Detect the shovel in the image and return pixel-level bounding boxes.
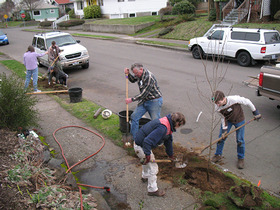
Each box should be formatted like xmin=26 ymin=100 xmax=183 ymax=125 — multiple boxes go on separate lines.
xmin=122 ymin=74 xmax=133 ymax=148
xmin=140 ymin=154 xmax=188 ymax=168
xmin=197 ymin=117 xmax=255 ymax=155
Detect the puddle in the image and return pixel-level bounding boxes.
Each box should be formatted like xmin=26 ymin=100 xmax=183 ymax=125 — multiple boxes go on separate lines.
xmin=180 ymin=128 xmax=193 ymax=134
xmin=76 ymin=161 xmax=129 ymax=210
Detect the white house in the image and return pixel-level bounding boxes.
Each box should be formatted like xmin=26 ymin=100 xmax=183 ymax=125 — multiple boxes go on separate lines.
xmin=71 ymin=0 xmax=168 ymax=19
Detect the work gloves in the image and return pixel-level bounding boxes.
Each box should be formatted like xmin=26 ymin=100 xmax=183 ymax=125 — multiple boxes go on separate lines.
xmin=142 ymin=155 xmax=151 ymax=165
xmin=253 ymin=109 xmax=261 ymax=121
xmin=221 ymin=129 xmax=228 ymax=140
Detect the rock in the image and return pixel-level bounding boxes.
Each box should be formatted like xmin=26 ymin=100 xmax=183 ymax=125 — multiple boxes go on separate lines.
xmin=48 ymin=158 xmax=65 ymax=169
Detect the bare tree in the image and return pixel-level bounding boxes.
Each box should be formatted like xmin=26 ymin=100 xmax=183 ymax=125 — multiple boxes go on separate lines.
xmin=20 ymin=0 xmax=40 ymax=20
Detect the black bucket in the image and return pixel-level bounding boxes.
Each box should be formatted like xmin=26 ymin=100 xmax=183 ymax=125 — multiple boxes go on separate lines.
xmin=68 ymin=87 xmax=83 ymax=103
xmin=139 ymin=118 xmax=151 ymax=129
xmin=118 ymin=110 xmax=133 ymax=133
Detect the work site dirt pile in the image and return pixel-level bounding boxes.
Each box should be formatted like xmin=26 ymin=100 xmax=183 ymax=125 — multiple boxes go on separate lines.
xmin=152 ymin=144 xmax=278 ymax=210
xmin=0 ymin=129 xmax=98 ymax=210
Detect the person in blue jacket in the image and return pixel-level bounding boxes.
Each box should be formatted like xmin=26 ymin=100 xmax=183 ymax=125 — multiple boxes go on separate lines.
xmin=134 ymin=112 xmax=186 ymax=197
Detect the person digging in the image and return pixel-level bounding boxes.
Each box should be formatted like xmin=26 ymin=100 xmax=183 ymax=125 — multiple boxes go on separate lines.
xmin=134 ymin=112 xmax=186 ymax=196
xmin=211 ymin=90 xmax=261 ymax=169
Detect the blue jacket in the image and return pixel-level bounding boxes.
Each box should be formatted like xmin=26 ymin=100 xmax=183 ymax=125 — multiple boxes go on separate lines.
xmin=134 ymin=114 xmax=176 ymax=157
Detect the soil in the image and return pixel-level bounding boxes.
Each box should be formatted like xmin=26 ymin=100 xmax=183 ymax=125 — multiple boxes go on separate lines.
xmin=0 ymin=77 xmax=275 ymax=210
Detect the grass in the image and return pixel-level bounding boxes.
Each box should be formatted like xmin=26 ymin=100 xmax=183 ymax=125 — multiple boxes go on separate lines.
xmin=137 ymin=40 xmax=188 ymax=48
xmin=71 ymin=33 xmax=118 ymax=40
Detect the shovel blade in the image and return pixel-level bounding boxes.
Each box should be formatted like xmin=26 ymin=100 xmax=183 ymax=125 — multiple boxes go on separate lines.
xmin=174 ymin=154 xmax=188 ymax=168
xmin=122 ymin=133 xmax=133 ymax=148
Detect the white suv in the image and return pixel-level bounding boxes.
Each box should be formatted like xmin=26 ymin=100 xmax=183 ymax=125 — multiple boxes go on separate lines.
xmin=32 ymin=32 xmax=90 ymax=70
xmin=188 ymin=27 xmax=280 ymax=67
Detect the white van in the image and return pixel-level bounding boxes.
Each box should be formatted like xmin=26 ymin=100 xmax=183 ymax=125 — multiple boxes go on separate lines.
xmin=188 ymin=27 xmax=280 ymax=67
xmin=32 ymin=32 xmax=90 ymax=70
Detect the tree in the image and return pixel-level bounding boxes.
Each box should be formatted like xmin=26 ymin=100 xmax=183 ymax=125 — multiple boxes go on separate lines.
xmin=1 ymin=0 xmax=15 ymax=17
xmin=20 ymin=0 xmax=41 ymax=20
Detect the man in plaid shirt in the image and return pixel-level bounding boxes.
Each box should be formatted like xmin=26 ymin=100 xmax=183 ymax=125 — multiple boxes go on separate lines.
xmin=124 ymin=63 xmax=163 ymax=140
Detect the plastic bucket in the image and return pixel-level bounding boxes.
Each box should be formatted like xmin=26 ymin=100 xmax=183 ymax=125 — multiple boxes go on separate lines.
xmin=68 ymin=87 xmax=83 ymax=103
xmin=139 ymin=118 xmax=151 ymax=129
xmin=118 ymin=110 xmax=133 ymax=133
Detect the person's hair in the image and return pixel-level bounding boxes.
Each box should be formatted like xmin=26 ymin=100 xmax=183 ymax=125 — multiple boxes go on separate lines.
xmin=27 ymin=45 xmax=35 ymax=52
xmin=171 ymin=112 xmax=186 ymax=127
xmin=52 ymin=41 xmax=56 ymax=46
xmin=130 ymin=63 xmax=143 ymax=71
xmin=212 ymin=90 xmax=225 ymax=103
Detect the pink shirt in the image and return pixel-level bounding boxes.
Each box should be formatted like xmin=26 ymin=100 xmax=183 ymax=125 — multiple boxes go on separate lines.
xmin=23 ymin=51 xmax=45 ymax=70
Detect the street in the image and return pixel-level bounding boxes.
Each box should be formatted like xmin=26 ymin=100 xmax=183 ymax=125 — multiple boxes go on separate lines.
xmin=1 ymin=26 xmax=279 ymax=196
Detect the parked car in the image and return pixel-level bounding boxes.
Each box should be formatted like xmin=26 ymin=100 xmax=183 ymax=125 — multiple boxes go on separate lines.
xmin=188 ymin=27 xmax=280 ymax=67
xmin=0 ymin=30 xmax=9 ymax=45
xmin=32 ymin=31 xmax=89 ymax=70
xmin=257 ymin=65 xmax=280 ymax=101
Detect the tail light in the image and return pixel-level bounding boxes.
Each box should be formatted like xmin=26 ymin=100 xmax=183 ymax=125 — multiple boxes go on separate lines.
xmin=260 ymin=47 xmax=266 ymax=53
xmin=259 ymin=72 xmax=263 ymax=87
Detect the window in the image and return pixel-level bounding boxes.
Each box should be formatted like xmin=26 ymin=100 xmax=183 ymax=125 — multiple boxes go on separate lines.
xmin=50 ymin=9 xmax=55 ymax=13
xmin=129 ymin=13 xmax=136 ymax=17
xmin=37 ymin=38 xmax=45 ymax=50
xmin=264 ymin=32 xmax=280 ymax=44
xmin=32 ymin=37 xmax=37 ymax=47
xmin=98 ymin=0 xmax=103 ymax=6
xmin=33 ymin=10 xmax=41 ymax=16
xmin=152 ymin=12 xmax=157 ymax=16
xmin=77 ymin=2 xmax=83 ymax=10
xmin=211 ymin=30 xmax=224 ymax=40
xmin=118 ymin=0 xmax=124 ymax=2
xmin=231 ymin=32 xmax=260 ymax=41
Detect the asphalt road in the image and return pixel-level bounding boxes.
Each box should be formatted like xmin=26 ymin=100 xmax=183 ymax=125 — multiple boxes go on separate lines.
xmin=1 ymin=26 xmax=279 ymax=196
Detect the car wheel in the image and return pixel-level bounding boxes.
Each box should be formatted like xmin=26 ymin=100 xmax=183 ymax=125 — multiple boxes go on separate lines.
xmin=237 ymin=51 xmax=251 ymax=67
xmin=6 ymin=41 xmax=9 ymax=45
xmin=192 ymin=46 xmax=204 ymax=59
xmin=82 ymin=63 xmax=89 ymax=69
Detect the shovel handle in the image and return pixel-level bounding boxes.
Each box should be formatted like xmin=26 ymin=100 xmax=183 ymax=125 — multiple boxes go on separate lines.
xmin=199 ymin=117 xmax=255 ymax=155
xmin=125 ymin=74 xmax=129 ymax=123
xmin=50 ymin=55 xmax=60 ymax=67
xmin=151 ymin=159 xmax=172 ymax=163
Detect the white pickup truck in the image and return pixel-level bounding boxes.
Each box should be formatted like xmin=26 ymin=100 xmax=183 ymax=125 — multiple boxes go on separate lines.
xmin=188 ymin=27 xmax=280 ymax=67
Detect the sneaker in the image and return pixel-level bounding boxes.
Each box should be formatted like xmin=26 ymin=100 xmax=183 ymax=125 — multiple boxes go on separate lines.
xmin=34 ymin=90 xmax=41 ymax=93
xmin=141 ymin=178 xmax=148 ymax=183
xmin=211 ymin=155 xmax=222 ymax=163
xmin=148 ymin=190 xmax=165 ymax=197
xmin=237 ymin=158 xmax=244 ymax=169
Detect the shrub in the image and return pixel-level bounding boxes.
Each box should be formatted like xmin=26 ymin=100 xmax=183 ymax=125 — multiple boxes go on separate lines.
xmin=208 ymin=9 xmax=216 ymax=21
xmin=274 ymin=10 xmax=280 ymax=20
xmin=83 ymin=5 xmax=101 ymax=19
xmin=158 ymin=26 xmax=174 ymax=36
xmin=171 ymin=0 xmax=196 ymax=15
xmin=0 ymin=73 xmax=40 ymax=131
xmin=39 ymin=21 xmax=52 ymax=27
xmin=159 ymin=6 xmax=173 ymax=16
xmin=271 ymin=0 xmax=280 ymax=20
xmin=170 ymin=0 xmax=202 ymax=7
xmin=57 ymin=20 xmax=85 ymax=27
xmin=69 ymin=9 xmax=76 ymax=18
xmin=65 ymin=7 xmax=71 ymax=14
xmin=170 ymin=0 xmax=183 ymax=6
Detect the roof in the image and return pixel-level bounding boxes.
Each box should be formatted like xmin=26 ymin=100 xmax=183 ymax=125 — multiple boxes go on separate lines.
xmin=37 ymin=1 xmax=59 ymax=9
xmin=54 ymin=0 xmax=71 ymax=5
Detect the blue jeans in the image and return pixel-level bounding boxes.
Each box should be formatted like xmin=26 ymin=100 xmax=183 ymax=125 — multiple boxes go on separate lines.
xmin=215 ymin=120 xmax=245 ymax=159
xmin=24 ymin=68 xmax=38 ymax=91
xmin=130 ymin=97 xmax=163 ymax=140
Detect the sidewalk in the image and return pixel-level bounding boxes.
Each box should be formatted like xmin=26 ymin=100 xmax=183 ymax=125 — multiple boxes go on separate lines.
xmin=0 ymin=62 xmax=198 ymax=209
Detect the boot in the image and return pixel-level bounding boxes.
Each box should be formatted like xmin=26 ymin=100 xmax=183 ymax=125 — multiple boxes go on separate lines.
xmin=211 ymin=155 xmax=222 ymax=163
xmin=148 ymin=190 xmax=165 ymax=197
xmin=237 ymin=158 xmax=244 ymax=169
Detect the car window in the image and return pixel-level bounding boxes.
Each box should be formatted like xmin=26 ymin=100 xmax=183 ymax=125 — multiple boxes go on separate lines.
xmin=231 ymin=32 xmax=260 ymax=41
xmin=264 ymin=32 xmax=280 ymax=44
xmin=46 ymin=35 xmax=76 ymax=48
xmin=37 ymin=38 xmax=46 ymax=50
xmin=32 ymin=37 xmax=37 ymax=47
xmin=0 ymin=30 xmax=5 ymax=36
xmin=211 ymin=30 xmax=224 ymax=40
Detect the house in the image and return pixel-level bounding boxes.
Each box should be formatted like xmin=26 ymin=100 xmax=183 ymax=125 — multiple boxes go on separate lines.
xmin=50 ymin=0 xmax=74 ymax=16
xmin=26 ymin=1 xmax=59 ymax=22
xmin=71 ymin=0 xmax=168 ymax=19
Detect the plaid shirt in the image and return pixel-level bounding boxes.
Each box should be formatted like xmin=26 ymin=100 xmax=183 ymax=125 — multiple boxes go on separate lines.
xmin=128 ymin=68 xmax=162 ymax=106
